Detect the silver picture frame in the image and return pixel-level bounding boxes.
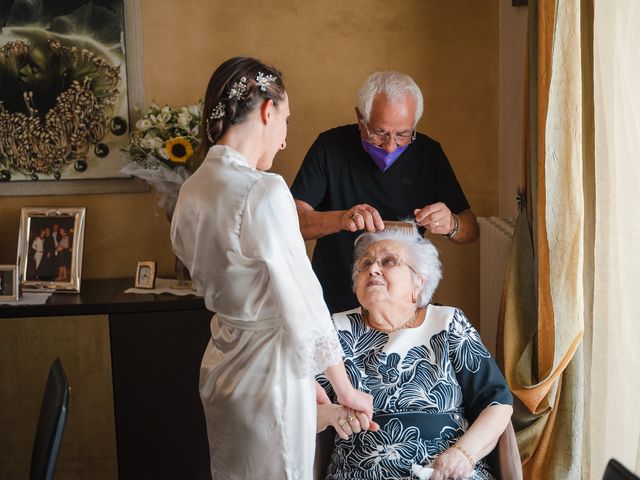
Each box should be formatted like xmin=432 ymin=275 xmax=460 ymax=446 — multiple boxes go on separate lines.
xmin=17 ymin=207 xmax=86 ymax=293
xmin=0 ymin=264 xmax=19 ymax=301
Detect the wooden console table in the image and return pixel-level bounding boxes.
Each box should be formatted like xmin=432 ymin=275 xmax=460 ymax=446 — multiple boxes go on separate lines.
xmin=0 ymin=278 xmax=212 ymax=480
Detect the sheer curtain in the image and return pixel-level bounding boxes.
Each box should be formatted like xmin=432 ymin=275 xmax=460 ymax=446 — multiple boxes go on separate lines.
xmin=588 ymin=1 xmax=640 ymax=476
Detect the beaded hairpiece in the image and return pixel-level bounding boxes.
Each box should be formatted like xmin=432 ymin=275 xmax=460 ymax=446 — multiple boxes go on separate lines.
xmin=256 ymin=71 xmax=277 ymax=91
xmin=228 ymin=76 xmax=248 ymax=100
xmin=210 ymin=102 xmax=225 ymax=119
xmin=206 ymin=102 xmax=225 ymax=143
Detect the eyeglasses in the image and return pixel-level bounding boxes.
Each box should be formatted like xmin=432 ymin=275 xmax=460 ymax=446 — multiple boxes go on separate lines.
xmin=355 ymin=253 xmax=416 ymax=273
xmin=361 ymin=120 xmax=416 ymax=147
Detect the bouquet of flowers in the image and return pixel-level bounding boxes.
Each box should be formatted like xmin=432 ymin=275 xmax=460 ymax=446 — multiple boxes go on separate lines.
xmin=121 ymin=102 xmax=203 ymax=215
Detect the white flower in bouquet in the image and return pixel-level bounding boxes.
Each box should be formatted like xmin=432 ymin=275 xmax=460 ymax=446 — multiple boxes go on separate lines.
xmin=121 ymin=101 xmax=203 ymax=214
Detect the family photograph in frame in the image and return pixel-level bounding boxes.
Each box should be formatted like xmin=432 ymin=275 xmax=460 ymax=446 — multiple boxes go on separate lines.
xmin=17 ymin=207 xmax=86 ymax=292
xmin=0 ymin=264 xmax=19 ymax=301
xmin=134 ymin=261 xmax=156 ymax=289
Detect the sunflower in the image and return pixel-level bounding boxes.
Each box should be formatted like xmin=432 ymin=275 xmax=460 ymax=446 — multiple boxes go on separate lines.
xmin=164 ymin=137 xmax=193 ymax=164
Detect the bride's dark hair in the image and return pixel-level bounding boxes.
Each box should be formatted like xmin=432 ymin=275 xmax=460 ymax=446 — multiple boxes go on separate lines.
xmin=190 ymin=56 xmax=285 ymax=171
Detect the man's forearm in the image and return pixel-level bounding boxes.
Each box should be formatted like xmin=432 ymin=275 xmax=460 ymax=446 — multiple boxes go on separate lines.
xmin=295 ymin=199 xmax=346 ymax=240
xmin=297 ymin=207 xmax=345 ymax=240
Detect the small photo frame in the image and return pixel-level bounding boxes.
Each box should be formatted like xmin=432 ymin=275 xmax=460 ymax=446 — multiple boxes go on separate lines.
xmin=17 ymin=207 xmax=86 ymax=293
xmin=0 ymin=265 xmax=19 ymax=302
xmin=135 ymin=261 xmax=157 ymax=289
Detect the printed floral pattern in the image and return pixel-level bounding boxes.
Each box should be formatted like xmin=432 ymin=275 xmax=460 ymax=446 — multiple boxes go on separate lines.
xmin=319 ymin=306 xmax=511 ymax=480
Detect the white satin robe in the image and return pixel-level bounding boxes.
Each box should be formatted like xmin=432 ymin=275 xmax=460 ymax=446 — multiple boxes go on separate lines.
xmin=170 ymin=146 xmax=343 ymax=480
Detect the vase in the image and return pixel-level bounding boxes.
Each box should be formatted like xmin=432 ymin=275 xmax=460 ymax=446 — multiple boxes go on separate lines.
xmin=173 ymin=255 xmax=192 ymax=289
xmin=166 ymin=208 xmax=192 ymax=290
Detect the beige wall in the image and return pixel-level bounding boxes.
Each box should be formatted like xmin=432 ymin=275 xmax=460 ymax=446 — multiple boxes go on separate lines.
xmin=499 ymin=0 xmax=527 ymax=219
xmin=0 ymin=0 xmax=500 ymax=321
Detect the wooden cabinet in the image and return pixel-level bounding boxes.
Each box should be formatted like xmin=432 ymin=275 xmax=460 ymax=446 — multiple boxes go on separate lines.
xmin=0 ymin=279 xmax=212 ymax=480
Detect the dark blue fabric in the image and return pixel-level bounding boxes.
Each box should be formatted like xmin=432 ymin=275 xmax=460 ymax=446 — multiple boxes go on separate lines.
xmin=317 ymin=308 xmax=513 ymax=480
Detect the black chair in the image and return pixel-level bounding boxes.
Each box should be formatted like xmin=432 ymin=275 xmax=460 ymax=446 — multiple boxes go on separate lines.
xmin=603 ymin=458 xmax=640 ymax=480
xmin=30 ymin=358 xmax=70 ymax=480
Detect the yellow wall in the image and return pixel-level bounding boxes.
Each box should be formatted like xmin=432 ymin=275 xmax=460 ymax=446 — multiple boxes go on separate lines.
xmin=0 ymin=0 xmax=499 ymax=320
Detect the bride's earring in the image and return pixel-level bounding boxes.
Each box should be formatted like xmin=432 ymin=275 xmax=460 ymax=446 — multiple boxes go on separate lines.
xmin=412 ymin=291 xmax=417 ymax=304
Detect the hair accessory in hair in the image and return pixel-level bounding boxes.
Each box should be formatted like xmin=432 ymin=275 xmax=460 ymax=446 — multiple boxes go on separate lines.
xmin=205 ymin=122 xmax=215 ymax=144
xmin=205 ymin=102 xmax=226 ymax=143
xmin=209 ymin=102 xmax=225 ymax=120
xmin=228 ymin=76 xmax=247 ymax=101
xmin=256 ymin=71 xmax=277 ymax=92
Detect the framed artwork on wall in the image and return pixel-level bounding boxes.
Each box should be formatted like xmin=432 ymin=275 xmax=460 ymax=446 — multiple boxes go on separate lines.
xmin=17 ymin=207 xmax=86 ymax=292
xmin=0 ymin=0 xmax=146 ymax=196
xmin=0 ymin=264 xmax=19 ymax=301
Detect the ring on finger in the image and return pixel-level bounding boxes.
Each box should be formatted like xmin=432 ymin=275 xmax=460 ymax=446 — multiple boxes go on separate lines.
xmin=338 ymin=417 xmax=347 ymax=426
xmin=350 ymin=211 xmax=359 ymax=220
xmin=348 ymin=415 xmax=356 ymax=423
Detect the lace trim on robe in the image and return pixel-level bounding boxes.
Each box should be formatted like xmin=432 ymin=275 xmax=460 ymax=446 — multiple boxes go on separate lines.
xmin=300 ymin=331 xmax=344 ymax=377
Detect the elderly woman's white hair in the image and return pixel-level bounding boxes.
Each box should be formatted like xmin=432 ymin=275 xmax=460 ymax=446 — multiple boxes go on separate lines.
xmin=357 ymin=71 xmax=424 ymax=127
xmin=351 ymin=222 xmax=442 ymax=308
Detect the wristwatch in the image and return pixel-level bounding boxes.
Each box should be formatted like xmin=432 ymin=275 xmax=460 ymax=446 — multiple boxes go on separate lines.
xmin=446 ymin=214 xmax=459 ymax=239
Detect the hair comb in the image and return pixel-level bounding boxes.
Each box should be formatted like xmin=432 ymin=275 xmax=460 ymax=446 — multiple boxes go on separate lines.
xmin=383 ymin=220 xmax=415 ymax=234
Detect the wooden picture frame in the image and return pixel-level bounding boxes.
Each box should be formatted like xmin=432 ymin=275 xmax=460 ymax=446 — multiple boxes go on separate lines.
xmin=0 ymin=0 xmax=147 ymax=196
xmin=135 ymin=261 xmax=157 ymax=289
xmin=0 ymin=264 xmax=19 ymax=302
xmin=17 ymin=207 xmax=86 ymax=293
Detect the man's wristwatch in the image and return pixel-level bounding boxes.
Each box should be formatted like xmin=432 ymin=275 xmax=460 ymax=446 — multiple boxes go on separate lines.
xmin=446 ymin=214 xmax=459 ymax=239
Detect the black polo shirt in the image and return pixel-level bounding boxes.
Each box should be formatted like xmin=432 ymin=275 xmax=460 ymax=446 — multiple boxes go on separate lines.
xmin=291 ymin=124 xmax=470 ymax=313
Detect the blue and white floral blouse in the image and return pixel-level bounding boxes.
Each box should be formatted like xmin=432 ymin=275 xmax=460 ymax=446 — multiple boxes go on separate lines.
xmin=317 ymin=305 xmax=513 ymax=480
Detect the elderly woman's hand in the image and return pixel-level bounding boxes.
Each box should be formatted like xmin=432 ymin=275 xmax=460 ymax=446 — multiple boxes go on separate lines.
xmin=336 ymin=386 xmax=374 ymax=420
xmin=430 ymin=446 xmax=474 ymax=480
xmin=316 ymin=381 xmax=331 ymax=405
xmin=317 ymin=404 xmax=379 ymax=439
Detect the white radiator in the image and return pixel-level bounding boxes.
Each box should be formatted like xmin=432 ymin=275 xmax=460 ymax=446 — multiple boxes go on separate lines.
xmin=478 ymin=217 xmax=514 ymax=356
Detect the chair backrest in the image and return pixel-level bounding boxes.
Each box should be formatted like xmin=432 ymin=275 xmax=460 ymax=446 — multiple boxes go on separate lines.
xmin=315 ymin=420 xmax=523 ymax=480
xmin=603 ymin=458 xmax=640 ymax=480
xmin=30 ymin=358 xmax=70 ymax=480
xmin=486 ymin=420 xmax=523 ymax=480
xmin=314 ymin=429 xmax=334 ymax=480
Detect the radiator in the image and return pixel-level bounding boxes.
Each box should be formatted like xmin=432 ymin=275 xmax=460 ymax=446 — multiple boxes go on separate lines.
xmin=478 ymin=217 xmax=515 ymax=356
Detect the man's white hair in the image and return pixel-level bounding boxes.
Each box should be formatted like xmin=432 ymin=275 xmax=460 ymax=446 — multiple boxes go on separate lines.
xmin=357 ymin=71 xmax=424 ymax=127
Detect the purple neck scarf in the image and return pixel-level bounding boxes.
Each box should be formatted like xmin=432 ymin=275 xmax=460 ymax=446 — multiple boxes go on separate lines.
xmin=361 ymin=141 xmax=410 ymax=172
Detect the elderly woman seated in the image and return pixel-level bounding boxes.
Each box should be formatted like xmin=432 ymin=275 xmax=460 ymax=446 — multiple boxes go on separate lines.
xmin=316 ymin=224 xmax=513 ymax=480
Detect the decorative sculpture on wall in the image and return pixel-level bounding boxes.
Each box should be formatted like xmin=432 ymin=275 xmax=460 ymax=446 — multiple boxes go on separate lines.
xmin=0 ymin=0 xmax=131 ymax=183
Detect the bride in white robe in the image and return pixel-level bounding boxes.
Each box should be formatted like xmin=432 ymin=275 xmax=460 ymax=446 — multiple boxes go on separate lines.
xmin=170 ymin=57 xmax=373 ymax=480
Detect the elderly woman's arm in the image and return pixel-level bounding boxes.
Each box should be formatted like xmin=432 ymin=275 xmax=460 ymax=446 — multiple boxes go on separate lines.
xmin=431 ymin=404 xmax=513 ymax=480
xmin=323 ymin=362 xmax=374 ymax=420
xmin=431 ymin=308 xmax=514 ymax=480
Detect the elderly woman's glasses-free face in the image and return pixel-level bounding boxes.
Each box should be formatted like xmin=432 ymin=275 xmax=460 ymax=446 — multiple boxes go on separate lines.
xmin=356 ymin=253 xmax=417 ymax=274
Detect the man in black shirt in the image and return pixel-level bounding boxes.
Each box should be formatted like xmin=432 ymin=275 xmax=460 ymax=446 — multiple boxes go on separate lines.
xmin=291 ymin=71 xmax=479 ymax=313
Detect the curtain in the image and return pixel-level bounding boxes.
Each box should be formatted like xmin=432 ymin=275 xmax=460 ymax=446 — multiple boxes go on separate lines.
xmin=500 ymin=0 xmax=640 ymax=478
xmin=498 ymin=0 xmax=590 ymax=478
xmin=588 ymin=0 xmax=640 ymax=476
